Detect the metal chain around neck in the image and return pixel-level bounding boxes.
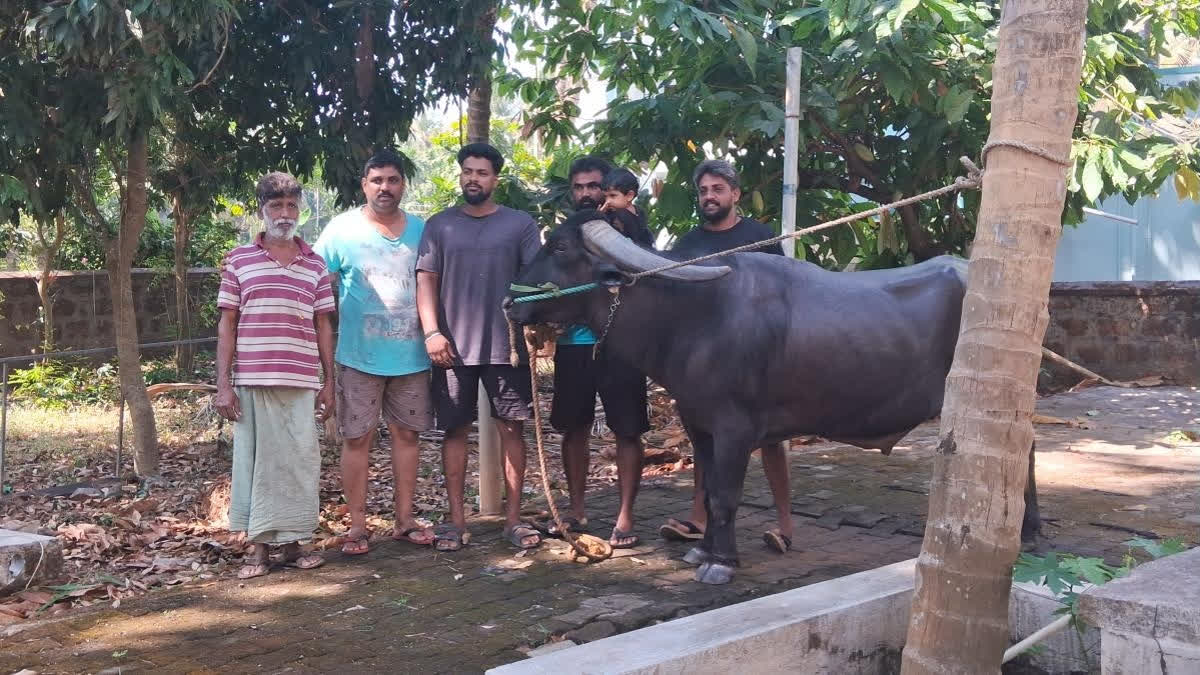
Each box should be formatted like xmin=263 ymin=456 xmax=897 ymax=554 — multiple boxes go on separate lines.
xmin=592 ymin=287 xmax=623 ymax=360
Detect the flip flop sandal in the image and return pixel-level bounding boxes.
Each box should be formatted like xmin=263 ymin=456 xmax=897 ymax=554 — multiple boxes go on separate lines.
xmin=505 ymin=524 xmax=543 ymax=550
xmin=279 ymin=553 xmax=325 ymax=570
xmin=609 ymin=529 xmax=641 ymax=549
xmin=393 ymin=526 xmax=435 ymax=546
xmin=341 ymin=531 xmax=371 ymax=556
xmin=433 ymin=524 xmax=468 ymax=552
xmin=659 ymin=519 xmax=705 ymax=541
xmin=533 ymin=516 xmax=588 ymax=538
xmin=238 ymin=560 xmax=270 ymax=579
xmin=763 ymin=530 xmax=792 ymax=554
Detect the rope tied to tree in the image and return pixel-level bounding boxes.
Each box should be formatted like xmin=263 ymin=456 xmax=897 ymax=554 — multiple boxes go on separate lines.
xmin=981 ymin=139 xmax=1073 ymax=168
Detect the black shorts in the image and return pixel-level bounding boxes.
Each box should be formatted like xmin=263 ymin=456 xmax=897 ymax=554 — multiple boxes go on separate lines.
xmin=550 ymin=344 xmax=650 ymax=438
xmin=432 ymin=364 xmax=533 ymax=432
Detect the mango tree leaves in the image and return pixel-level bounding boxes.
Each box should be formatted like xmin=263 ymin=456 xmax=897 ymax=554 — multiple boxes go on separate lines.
xmin=503 ymin=0 xmax=1200 ymax=265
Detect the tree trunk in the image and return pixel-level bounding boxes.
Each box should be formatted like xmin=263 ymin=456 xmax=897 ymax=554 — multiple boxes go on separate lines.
xmin=466 ymin=2 xmax=498 ymax=144
xmin=172 ymin=193 xmax=193 ymax=376
xmin=900 ymin=1 xmax=1088 ymax=673
xmin=34 ymin=213 xmax=66 ymax=352
xmin=466 ymin=73 xmax=493 ymax=144
xmin=109 ymin=128 xmax=159 ymax=478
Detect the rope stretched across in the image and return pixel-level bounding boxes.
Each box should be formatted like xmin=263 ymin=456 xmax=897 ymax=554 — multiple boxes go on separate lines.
xmin=626 ymin=156 xmax=985 ymax=281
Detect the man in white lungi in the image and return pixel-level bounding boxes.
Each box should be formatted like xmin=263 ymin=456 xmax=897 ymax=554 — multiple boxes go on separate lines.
xmin=215 ymin=171 xmax=336 ymax=579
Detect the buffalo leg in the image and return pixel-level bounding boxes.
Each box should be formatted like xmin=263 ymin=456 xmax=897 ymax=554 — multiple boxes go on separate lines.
xmin=1021 ymin=440 xmax=1041 ymax=546
xmin=696 ymin=429 xmax=754 ymax=585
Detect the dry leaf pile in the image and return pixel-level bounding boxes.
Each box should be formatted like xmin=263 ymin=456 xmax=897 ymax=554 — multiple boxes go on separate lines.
xmin=0 ymin=384 xmax=697 ymax=622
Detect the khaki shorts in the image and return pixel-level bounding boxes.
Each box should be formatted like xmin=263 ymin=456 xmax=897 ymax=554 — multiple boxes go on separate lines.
xmin=336 ymin=364 xmax=434 ymax=439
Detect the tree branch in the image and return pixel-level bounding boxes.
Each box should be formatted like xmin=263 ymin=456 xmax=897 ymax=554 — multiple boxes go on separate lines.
xmin=66 ymin=168 xmax=113 ymax=249
xmin=184 ymin=15 xmax=231 ymax=93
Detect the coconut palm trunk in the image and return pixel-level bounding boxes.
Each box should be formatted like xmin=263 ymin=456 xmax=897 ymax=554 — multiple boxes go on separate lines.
xmin=900 ymin=0 xmax=1089 ymax=672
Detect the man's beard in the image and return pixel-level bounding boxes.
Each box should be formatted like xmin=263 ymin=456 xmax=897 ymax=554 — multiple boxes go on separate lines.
xmin=700 ymin=202 xmax=732 ymax=223
xmin=575 ymin=195 xmax=601 ymax=210
xmin=462 ymin=186 xmax=492 ymax=205
xmin=265 ymin=218 xmax=297 ymax=239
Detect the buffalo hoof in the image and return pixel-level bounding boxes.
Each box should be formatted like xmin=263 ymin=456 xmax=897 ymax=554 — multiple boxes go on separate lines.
xmin=682 ymin=546 xmax=711 ymax=566
xmin=695 ymin=562 xmax=735 ymax=585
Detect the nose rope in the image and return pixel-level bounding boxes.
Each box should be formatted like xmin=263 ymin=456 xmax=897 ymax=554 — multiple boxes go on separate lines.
xmin=509 ymin=282 xmax=600 ymax=304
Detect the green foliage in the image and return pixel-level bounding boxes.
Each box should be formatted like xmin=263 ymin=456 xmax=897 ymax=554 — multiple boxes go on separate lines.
xmin=504 ymin=0 xmax=1200 ymax=265
xmin=6 ymin=354 xmax=216 ymax=409
xmin=7 ymin=361 xmax=119 ymax=409
xmin=1013 ymin=537 xmax=1191 ymax=618
xmin=211 ymin=1 xmax=498 ymax=207
xmin=401 ymin=110 xmax=580 ymax=230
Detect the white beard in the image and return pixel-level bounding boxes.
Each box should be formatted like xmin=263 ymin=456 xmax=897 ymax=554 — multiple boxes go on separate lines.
xmin=265 ymin=218 xmax=297 ymax=240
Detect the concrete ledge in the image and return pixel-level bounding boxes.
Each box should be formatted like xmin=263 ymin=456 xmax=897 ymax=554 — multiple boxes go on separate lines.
xmin=488 ymin=559 xmax=916 ymax=675
xmin=1009 ymin=580 xmax=1099 ymax=673
xmin=0 ymin=529 xmax=63 ymax=596
xmin=1077 ymin=548 xmax=1200 ymax=673
xmin=493 ymin=558 xmax=1101 ymax=675
xmin=1078 ymin=548 xmax=1200 ymax=643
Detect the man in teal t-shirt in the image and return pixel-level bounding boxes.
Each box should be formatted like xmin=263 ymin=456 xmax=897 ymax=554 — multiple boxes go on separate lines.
xmin=313 ymin=149 xmax=434 ymax=556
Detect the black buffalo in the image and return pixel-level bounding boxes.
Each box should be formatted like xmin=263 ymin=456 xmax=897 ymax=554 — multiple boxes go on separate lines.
xmin=504 ymin=211 xmax=1040 ymax=584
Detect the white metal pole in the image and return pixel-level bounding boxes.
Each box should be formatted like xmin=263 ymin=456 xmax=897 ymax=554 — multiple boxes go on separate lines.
xmin=476 ymin=382 xmax=503 ymax=515
xmin=780 ymin=47 xmax=803 ymax=455
xmin=781 ymin=47 xmax=803 ymax=259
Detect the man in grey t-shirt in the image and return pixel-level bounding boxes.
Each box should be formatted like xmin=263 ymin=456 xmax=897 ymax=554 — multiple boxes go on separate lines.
xmin=416 ymin=142 xmax=543 ymax=552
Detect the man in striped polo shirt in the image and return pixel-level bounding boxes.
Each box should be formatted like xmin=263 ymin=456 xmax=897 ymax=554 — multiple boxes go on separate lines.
xmin=215 ymin=172 xmax=336 ymax=579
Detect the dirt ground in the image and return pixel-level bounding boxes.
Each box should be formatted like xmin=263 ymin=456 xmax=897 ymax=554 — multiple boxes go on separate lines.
xmin=0 ymin=385 xmax=1197 ymax=674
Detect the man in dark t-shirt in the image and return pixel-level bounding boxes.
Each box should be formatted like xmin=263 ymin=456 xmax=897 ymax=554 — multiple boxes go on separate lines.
xmin=671 ymin=212 xmax=784 ymax=258
xmin=661 ymin=159 xmax=795 ymax=554
xmin=417 ymin=143 xmax=543 ymax=553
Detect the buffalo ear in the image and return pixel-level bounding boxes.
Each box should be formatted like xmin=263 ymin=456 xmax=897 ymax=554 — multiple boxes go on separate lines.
xmin=593 ymin=261 xmax=627 ymax=288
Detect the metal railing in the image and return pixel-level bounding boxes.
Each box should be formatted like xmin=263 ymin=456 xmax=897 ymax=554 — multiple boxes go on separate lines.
xmin=0 ymin=336 xmax=219 ymax=497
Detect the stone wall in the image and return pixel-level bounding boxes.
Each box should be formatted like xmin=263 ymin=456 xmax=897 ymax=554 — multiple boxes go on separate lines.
xmin=2 ymin=272 xmax=1196 ymax=385
xmin=0 ymin=269 xmax=220 ymax=360
xmin=1042 ymin=281 xmax=1200 ymax=389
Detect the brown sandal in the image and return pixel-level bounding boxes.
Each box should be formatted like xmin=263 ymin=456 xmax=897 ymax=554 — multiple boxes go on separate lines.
xmin=433 ymin=524 xmax=468 ymax=552
xmin=238 ymin=553 xmax=270 ymax=579
xmin=341 ymin=531 xmax=370 ymax=556
xmin=276 ymin=543 xmax=326 ymax=569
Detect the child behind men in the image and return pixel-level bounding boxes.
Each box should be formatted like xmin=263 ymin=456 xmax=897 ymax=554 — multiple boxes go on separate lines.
xmin=599 ymin=168 xmax=655 ymax=248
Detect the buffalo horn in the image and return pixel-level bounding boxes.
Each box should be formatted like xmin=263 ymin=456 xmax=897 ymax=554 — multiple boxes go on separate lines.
xmin=580 ymin=220 xmax=731 ymax=282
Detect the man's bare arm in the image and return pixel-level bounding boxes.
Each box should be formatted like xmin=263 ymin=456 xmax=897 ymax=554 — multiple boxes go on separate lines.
xmin=315 ymin=312 xmax=336 ymax=421
xmin=215 ymin=309 xmax=241 ymax=421
xmin=417 ymin=270 xmax=455 ymax=367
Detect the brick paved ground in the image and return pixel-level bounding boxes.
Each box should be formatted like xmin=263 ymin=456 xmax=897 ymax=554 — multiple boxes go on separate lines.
xmin=1 ymin=386 xmax=1197 ymax=674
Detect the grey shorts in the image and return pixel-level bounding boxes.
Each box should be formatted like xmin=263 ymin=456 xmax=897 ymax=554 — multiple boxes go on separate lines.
xmin=336 ymin=364 xmax=434 ymax=439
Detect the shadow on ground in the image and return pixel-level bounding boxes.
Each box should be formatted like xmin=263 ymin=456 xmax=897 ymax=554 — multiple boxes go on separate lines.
xmin=1 ymin=386 xmax=1197 ymax=674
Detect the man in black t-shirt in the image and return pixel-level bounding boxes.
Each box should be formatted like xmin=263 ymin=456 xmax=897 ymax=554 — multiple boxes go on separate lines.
xmin=661 ymin=159 xmax=794 ymax=554
xmin=670 ymin=159 xmax=785 ymax=259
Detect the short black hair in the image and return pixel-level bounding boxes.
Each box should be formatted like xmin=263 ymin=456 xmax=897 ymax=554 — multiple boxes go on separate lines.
xmin=255 ymin=172 xmax=302 ymax=206
xmin=602 ymin=168 xmax=639 ymax=195
xmin=568 ymin=156 xmax=612 ymax=181
xmin=457 ymin=143 xmax=504 ymax=174
xmin=362 ymin=149 xmax=410 ymax=179
xmin=692 ymin=159 xmax=740 ymax=191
